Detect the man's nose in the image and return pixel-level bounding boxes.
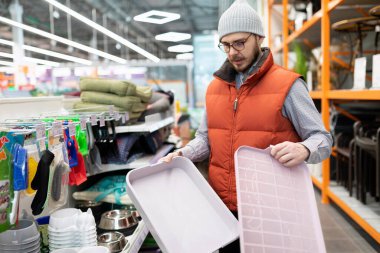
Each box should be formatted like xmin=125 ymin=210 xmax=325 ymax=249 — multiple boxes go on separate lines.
xmin=228 ymin=46 xmax=239 ymax=56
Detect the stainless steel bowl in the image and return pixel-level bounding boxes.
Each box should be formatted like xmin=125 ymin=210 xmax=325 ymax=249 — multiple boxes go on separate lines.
xmin=131 ymin=210 xmax=140 ymax=219
xmin=98 ymin=210 xmax=138 ymax=230
xmin=97 ymin=231 xmax=127 ymax=253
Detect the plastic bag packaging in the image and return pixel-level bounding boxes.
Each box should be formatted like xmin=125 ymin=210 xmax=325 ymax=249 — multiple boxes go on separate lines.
xmin=24 ymin=144 xmax=41 ymax=195
xmin=18 ymin=144 xmax=42 ymax=219
xmin=68 ymin=132 xmax=87 ymax=186
xmin=10 ymin=143 xmax=28 ymax=225
xmin=69 ymin=152 xmax=87 ymax=186
xmin=76 ymin=124 xmax=89 ymax=156
xmin=30 ymin=149 xmax=55 ymax=216
xmin=64 ymin=128 xmax=78 ymax=168
xmin=47 ymin=143 xmax=70 ymax=213
xmin=0 ymin=131 xmax=24 ymax=233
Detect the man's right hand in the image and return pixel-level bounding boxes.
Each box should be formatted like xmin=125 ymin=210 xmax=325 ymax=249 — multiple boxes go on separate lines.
xmin=159 ymin=150 xmax=182 ymax=163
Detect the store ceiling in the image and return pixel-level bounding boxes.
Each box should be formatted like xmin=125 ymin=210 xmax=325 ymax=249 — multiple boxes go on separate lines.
xmin=0 ymin=0 xmax=221 ymax=64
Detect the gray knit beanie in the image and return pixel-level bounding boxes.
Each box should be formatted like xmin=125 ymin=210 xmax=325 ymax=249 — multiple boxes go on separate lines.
xmin=218 ymin=0 xmax=265 ymax=39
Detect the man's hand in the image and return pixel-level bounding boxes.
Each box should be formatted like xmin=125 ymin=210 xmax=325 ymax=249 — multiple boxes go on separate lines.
xmin=159 ymin=150 xmax=182 ymax=163
xmin=270 ymin=142 xmax=310 ymax=167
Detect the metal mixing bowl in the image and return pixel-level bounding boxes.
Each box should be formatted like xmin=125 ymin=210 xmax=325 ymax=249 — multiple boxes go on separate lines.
xmin=97 ymin=231 xmax=127 ymax=253
xmin=98 ymin=210 xmax=138 ymax=230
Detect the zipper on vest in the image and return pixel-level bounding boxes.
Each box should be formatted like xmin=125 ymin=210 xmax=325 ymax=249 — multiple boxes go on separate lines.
xmin=229 ymin=87 xmax=245 ymax=209
xmin=233 ymin=98 xmax=238 ymax=111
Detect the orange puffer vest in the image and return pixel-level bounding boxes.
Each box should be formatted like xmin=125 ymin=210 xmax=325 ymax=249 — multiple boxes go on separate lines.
xmin=206 ymin=48 xmax=301 ymax=211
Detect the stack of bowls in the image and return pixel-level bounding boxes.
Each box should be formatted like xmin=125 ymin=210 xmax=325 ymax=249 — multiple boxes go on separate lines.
xmin=0 ymin=219 xmax=40 ymax=253
xmin=48 ymin=208 xmax=97 ymax=251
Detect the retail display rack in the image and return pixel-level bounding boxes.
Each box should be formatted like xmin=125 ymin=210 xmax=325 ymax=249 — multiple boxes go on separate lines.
xmin=268 ymin=0 xmax=380 ymax=244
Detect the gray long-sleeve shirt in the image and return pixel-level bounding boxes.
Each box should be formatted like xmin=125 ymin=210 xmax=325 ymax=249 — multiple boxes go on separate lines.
xmin=180 ymin=77 xmax=333 ymax=164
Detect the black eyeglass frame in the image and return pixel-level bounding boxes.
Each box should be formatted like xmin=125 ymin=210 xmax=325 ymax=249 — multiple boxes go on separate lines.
xmin=218 ymin=33 xmax=253 ymax=53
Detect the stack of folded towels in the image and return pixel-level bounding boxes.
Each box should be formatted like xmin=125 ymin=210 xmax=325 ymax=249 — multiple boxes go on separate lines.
xmin=73 ymin=77 xmax=153 ymax=120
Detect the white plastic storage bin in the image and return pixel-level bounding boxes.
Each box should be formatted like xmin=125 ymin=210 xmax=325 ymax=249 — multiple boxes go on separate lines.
xmin=126 ymin=157 xmax=239 ymax=253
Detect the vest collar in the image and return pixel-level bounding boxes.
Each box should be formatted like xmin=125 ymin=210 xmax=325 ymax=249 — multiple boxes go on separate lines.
xmin=213 ymin=47 xmax=273 ymax=84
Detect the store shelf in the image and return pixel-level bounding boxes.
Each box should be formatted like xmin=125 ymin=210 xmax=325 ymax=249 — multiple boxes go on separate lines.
xmin=327 ymin=183 xmax=380 ymax=244
xmin=115 ymin=116 xmax=174 ymax=133
xmin=309 ymin=90 xmax=322 ymax=99
xmin=272 ymin=0 xmax=380 ymax=245
xmin=312 ymin=177 xmax=380 ymax=244
xmin=328 ymin=89 xmax=380 ymax=100
xmin=87 ymin=144 xmax=174 ymax=176
xmin=273 ymin=0 xmax=342 ymax=53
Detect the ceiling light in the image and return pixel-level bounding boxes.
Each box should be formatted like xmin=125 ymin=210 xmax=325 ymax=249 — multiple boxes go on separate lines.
xmin=44 ymin=0 xmax=160 ymax=63
xmin=155 ymin=32 xmax=191 ymax=42
xmin=0 ymin=52 xmax=60 ymax=67
xmin=23 ymin=45 xmax=92 ymax=65
xmin=0 ymin=38 xmax=92 ymax=65
xmin=115 ymin=43 xmax=121 ymax=50
xmin=0 ymin=60 xmax=14 ymax=67
xmin=53 ymin=10 xmax=60 ymax=19
xmin=176 ymin=53 xmax=193 ymax=60
xmin=168 ymin=45 xmax=193 ymax=53
xmin=0 ymin=52 xmax=13 ymax=58
xmin=0 ymin=16 xmax=126 ymax=64
xmin=134 ymin=10 xmax=180 ymax=24
xmin=0 ymin=39 xmax=14 ymax=46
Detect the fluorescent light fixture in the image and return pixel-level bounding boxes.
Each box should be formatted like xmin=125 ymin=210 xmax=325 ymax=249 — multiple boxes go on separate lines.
xmin=168 ymin=45 xmax=193 ymax=53
xmin=23 ymin=45 xmax=92 ymax=65
xmin=0 ymin=52 xmax=13 ymax=58
xmin=155 ymin=32 xmax=191 ymax=42
xmin=0 ymin=39 xmax=14 ymax=46
xmin=134 ymin=10 xmax=180 ymax=24
xmin=44 ymin=0 xmax=160 ymax=63
xmin=53 ymin=10 xmax=60 ymax=19
xmin=0 ymin=60 xmax=14 ymax=66
xmin=0 ymin=16 xmax=126 ymax=64
xmin=0 ymin=52 xmax=60 ymax=67
xmin=0 ymin=38 xmax=92 ymax=65
xmin=176 ymin=53 xmax=193 ymax=60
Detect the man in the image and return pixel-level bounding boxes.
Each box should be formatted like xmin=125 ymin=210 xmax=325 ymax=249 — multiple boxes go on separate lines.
xmin=161 ymin=0 xmax=332 ymax=252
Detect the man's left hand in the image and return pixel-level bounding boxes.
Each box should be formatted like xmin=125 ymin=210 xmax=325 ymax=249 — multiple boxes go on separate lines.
xmin=270 ymin=141 xmax=310 ymax=167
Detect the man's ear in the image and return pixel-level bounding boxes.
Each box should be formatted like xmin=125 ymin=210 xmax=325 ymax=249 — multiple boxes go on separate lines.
xmin=258 ymin=36 xmax=264 ymax=46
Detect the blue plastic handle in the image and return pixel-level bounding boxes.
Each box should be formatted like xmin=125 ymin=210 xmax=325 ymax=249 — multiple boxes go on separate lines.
xmin=13 ymin=145 xmax=28 ymax=190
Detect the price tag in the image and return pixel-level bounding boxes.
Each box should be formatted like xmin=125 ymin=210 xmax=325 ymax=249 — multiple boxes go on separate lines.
xmin=99 ymin=115 xmax=105 ymax=127
xmin=109 ymin=105 xmax=114 ymax=115
xmin=80 ymin=117 xmax=87 ymax=130
xmin=353 ymin=57 xmax=366 ymax=90
xmin=91 ymin=115 xmax=97 ymax=126
xmin=52 ymin=122 xmax=62 ymax=137
xmin=35 ymin=124 xmax=46 ymax=139
xmin=121 ymin=114 xmax=126 ymax=124
xmin=38 ymin=138 xmax=46 ymax=151
xmin=114 ymin=111 xmax=120 ymax=120
xmin=125 ymin=112 xmax=129 ymax=121
xmin=68 ymin=123 xmax=76 ymax=137
xmin=372 ymin=54 xmax=380 ymax=89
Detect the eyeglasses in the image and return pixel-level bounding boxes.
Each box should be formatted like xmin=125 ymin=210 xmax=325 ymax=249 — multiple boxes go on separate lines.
xmin=218 ymin=33 xmax=253 ymax=53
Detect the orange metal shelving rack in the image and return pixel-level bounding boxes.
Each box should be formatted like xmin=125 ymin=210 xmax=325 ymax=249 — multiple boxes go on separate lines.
xmin=268 ymin=0 xmax=380 ymax=244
